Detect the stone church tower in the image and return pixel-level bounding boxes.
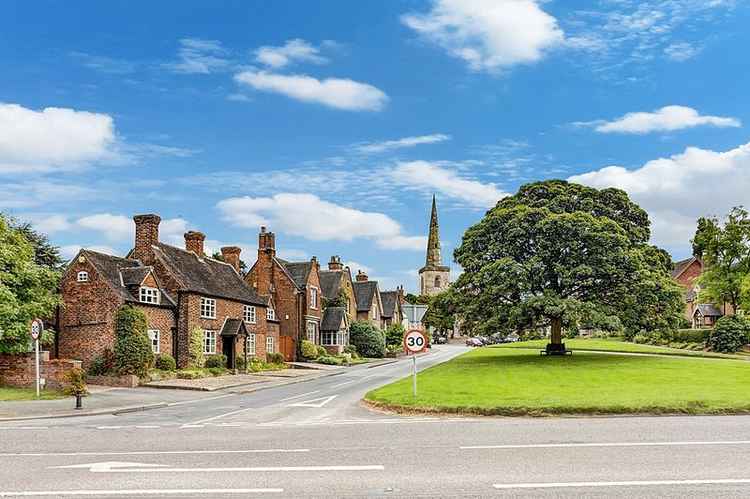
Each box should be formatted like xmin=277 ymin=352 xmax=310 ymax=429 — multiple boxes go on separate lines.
xmin=419 ymin=195 xmax=451 ymax=296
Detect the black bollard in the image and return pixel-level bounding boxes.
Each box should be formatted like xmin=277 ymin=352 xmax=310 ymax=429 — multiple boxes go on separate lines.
xmin=75 ymin=394 xmax=83 ymax=409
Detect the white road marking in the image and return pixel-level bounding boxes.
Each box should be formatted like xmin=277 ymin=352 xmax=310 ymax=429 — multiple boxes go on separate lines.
xmin=4 ymin=448 xmax=309 ymax=457
xmin=96 ymin=426 xmax=123 ymax=430
xmin=492 ymin=478 xmax=750 ymax=490
xmin=57 ymin=463 xmax=384 ymax=474
xmin=330 ymin=379 xmax=358 ymax=389
xmin=180 ymin=424 xmax=204 ymax=429
xmin=0 ymin=427 xmax=48 ymax=431
xmin=134 ymin=425 xmax=160 ymax=429
xmin=462 ymin=440 xmax=750 ymax=450
xmin=189 ymin=406 xmax=254 ymax=425
xmin=0 ymin=488 xmax=282 ymax=496
xmin=258 ymin=417 xmax=458 ymax=427
xmin=288 ymin=395 xmax=337 ymax=408
xmin=278 ymin=390 xmax=320 ymax=402
xmin=167 ymin=393 xmax=234 ymax=406
xmin=54 ymin=462 xmax=167 ymax=471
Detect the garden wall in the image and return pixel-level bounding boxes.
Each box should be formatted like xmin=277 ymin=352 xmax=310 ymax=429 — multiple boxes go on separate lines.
xmin=0 ymin=351 xmax=81 ymax=389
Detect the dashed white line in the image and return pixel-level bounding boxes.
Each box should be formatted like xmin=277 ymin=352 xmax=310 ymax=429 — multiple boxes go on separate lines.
xmin=1 ymin=448 xmax=309 ymax=457
xmin=0 ymin=488 xmax=283 ymax=496
xmin=91 ymin=465 xmax=384 ymax=474
xmin=167 ymin=393 xmax=235 ymax=406
xmin=492 ymin=478 xmax=750 ymax=490
xmin=0 ymin=427 xmax=48 ymax=431
xmin=134 ymin=426 xmax=160 ymax=429
xmin=462 ymin=440 xmax=750 ymax=450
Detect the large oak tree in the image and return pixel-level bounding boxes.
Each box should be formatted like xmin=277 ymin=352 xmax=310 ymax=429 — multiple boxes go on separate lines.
xmin=453 ymin=180 xmax=683 ymax=351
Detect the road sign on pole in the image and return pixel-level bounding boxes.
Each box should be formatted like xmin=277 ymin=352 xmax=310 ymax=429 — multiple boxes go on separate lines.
xmin=403 ymin=329 xmax=427 ymax=397
xmin=30 ymin=319 xmax=44 ymax=398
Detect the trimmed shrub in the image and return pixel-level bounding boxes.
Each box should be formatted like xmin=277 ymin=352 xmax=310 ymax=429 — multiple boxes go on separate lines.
xmin=189 ymin=327 xmax=205 ymax=368
xmin=208 ymin=367 xmax=225 ymax=376
xmin=316 ymin=356 xmax=342 ymax=365
xmin=155 ymin=354 xmax=176 ymax=371
xmin=114 ymin=306 xmax=154 ymax=376
xmin=343 ymin=344 xmax=357 ymax=355
xmin=204 ymin=354 xmax=227 ymax=369
xmin=176 ymin=369 xmax=203 ymax=379
xmin=267 ymin=352 xmax=285 ymax=364
xmin=707 ymin=316 xmax=750 ymax=353
xmin=385 ymin=323 xmax=406 ymax=348
xmin=301 ymin=340 xmax=317 ymax=360
xmin=316 ymin=346 xmax=327 ymax=358
xmin=64 ymin=367 xmax=88 ymax=396
xmin=88 ymin=348 xmax=115 ymax=376
xmin=632 ymin=333 xmax=649 ymax=344
xmin=672 ymin=328 xmax=711 ymax=343
xmin=350 ymin=321 xmax=385 ymax=358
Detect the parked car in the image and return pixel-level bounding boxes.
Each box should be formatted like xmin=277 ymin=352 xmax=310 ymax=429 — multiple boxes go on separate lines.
xmin=465 ymin=337 xmax=483 ymax=347
xmin=433 ymin=335 xmax=448 ymax=345
xmin=504 ymin=333 xmax=521 ymax=343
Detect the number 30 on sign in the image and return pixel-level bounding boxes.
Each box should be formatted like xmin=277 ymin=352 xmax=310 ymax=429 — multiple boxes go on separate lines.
xmin=404 ymin=329 xmax=427 ymax=353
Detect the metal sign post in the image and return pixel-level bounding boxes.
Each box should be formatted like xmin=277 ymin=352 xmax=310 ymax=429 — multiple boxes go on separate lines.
xmin=404 ymin=329 xmax=427 ymax=398
xmin=30 ymin=319 xmax=44 ymax=398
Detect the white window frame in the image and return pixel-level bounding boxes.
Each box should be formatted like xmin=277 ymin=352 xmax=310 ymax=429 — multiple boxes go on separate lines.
xmin=77 ymin=271 xmax=89 ymax=282
xmin=148 ymin=329 xmax=160 ymax=354
xmin=200 ymin=297 xmax=216 ymax=319
xmin=266 ymin=307 xmax=276 ymax=321
xmin=306 ymin=321 xmax=317 ymax=343
xmin=244 ymin=305 xmax=256 ymax=324
xmin=266 ymin=336 xmax=275 ymax=354
xmin=246 ymin=333 xmax=256 ymax=355
xmin=139 ymin=286 xmax=160 ymax=305
xmin=321 ymin=331 xmax=347 ymax=346
xmin=310 ymin=287 xmax=318 ymax=309
xmin=203 ymin=330 xmax=216 ymax=354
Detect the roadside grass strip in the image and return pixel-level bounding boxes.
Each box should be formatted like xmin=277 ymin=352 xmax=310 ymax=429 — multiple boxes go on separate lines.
xmin=365 ymin=347 xmax=750 ymax=416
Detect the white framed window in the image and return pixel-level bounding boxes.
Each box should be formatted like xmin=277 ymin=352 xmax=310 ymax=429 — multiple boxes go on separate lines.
xmin=266 ymin=307 xmax=276 ymax=321
xmin=148 ymin=329 xmax=160 ymax=354
xmin=77 ymin=271 xmax=89 ymax=282
xmin=139 ymin=286 xmax=160 ymax=304
xmin=244 ymin=305 xmax=256 ymax=324
xmin=306 ymin=321 xmax=317 ymax=343
xmin=246 ymin=333 xmax=256 ymax=355
xmin=200 ymin=297 xmax=216 ymax=319
xmin=203 ymin=330 xmax=216 ymax=354
xmin=321 ymin=331 xmax=347 ymax=346
xmin=266 ymin=336 xmax=274 ymax=354
xmin=310 ymin=288 xmax=318 ymax=309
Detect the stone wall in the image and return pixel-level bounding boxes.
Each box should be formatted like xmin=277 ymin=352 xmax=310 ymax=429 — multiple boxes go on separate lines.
xmin=0 ymin=351 xmax=82 ymax=389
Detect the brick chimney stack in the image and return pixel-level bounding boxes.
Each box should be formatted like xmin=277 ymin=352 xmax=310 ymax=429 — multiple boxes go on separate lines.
xmin=133 ymin=214 xmax=161 ymax=263
xmin=356 ymin=270 xmax=368 ymax=282
xmin=258 ymin=226 xmax=276 ymax=257
xmin=221 ymin=246 xmax=242 ymax=273
xmin=328 ymin=255 xmax=343 ymax=271
xmin=184 ymin=231 xmax=206 ymax=256
xmin=397 ymin=285 xmax=405 ymax=304
xmin=311 ymin=256 xmax=319 ymax=272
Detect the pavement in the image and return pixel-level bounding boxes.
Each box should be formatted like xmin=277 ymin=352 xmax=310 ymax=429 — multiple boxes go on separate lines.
xmin=1 ymin=344 xmax=750 ymax=497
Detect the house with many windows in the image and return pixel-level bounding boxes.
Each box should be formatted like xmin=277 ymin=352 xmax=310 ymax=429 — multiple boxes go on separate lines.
xmin=352 ymin=271 xmax=384 ymax=328
xmin=57 ymin=214 xmax=273 ymax=369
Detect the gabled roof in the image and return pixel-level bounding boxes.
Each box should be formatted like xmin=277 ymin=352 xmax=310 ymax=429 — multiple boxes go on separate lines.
xmin=321 ymin=306 xmax=348 ymax=332
xmin=694 ymin=303 xmax=722 ymax=317
xmin=151 ymin=243 xmax=266 ymax=306
xmin=280 ymin=260 xmax=314 ymax=289
xmin=353 ymin=281 xmax=379 ymax=312
xmin=380 ymin=291 xmax=400 ymax=319
xmin=319 ymin=270 xmax=342 ymax=300
xmin=672 ymin=256 xmax=701 ymax=279
xmin=220 ymin=318 xmax=248 ymax=337
xmin=120 ymin=266 xmax=151 ymax=286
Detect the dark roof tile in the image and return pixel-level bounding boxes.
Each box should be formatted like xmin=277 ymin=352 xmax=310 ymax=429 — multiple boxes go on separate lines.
xmin=321 ymin=307 xmax=347 ymax=331
xmin=353 ymin=281 xmax=378 ymax=312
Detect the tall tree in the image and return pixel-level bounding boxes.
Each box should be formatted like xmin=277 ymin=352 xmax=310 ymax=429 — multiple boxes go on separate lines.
xmin=696 ymin=207 xmax=750 ymax=311
xmin=453 ymin=180 xmax=683 ymax=352
xmin=422 ymin=289 xmax=458 ymax=337
xmin=3 ymin=214 xmax=64 ymax=269
xmin=0 ymin=214 xmax=61 ymax=353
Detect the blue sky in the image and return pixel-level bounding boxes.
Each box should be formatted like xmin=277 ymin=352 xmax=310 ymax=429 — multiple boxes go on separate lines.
xmin=2 ymin=0 xmax=749 ymax=292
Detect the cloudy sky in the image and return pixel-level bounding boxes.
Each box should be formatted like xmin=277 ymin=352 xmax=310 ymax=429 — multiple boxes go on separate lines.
xmin=2 ymin=0 xmax=749 ymax=292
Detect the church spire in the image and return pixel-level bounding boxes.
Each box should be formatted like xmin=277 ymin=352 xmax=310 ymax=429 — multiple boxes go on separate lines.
xmin=425 ymin=194 xmax=442 ymax=267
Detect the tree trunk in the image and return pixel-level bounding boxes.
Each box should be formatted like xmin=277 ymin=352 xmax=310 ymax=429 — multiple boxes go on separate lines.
xmin=550 ymin=317 xmax=562 ymax=346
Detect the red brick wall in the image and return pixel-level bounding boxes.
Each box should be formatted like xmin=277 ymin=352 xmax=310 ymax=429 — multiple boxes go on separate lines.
xmin=0 ymin=352 xmax=82 ymax=389
xmin=246 ymin=254 xmax=299 ymax=341
xmin=675 ymin=260 xmax=703 ymax=288
xmin=135 ymin=305 xmax=176 ymax=357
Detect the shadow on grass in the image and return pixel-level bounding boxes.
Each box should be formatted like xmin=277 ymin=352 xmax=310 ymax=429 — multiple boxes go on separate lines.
xmin=452 ymin=350 xmax=659 ymax=369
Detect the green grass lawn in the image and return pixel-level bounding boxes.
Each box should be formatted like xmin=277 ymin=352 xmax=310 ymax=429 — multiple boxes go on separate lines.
xmin=499 ymin=338 xmax=749 ymax=359
xmin=365 ymin=347 xmax=750 ymax=416
xmin=0 ymin=386 xmax=66 ymax=401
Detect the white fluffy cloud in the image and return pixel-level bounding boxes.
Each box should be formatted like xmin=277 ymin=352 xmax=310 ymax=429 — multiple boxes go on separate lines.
xmin=569 ymin=141 xmax=750 ymax=250
xmin=402 ymin=0 xmax=564 ymax=73
xmin=0 ymin=103 xmax=117 ymax=174
xmin=354 ymin=134 xmax=450 ymax=154
xmin=216 ymin=193 xmax=425 ymax=251
xmin=575 ymin=105 xmax=740 ymax=134
xmin=254 ymin=39 xmax=328 ymax=69
xmin=234 ymin=71 xmax=388 ymax=111
xmin=75 ymin=213 xmax=189 ymax=244
xmin=392 ymin=161 xmax=508 ymax=209
xmin=165 ymin=38 xmax=230 ymax=74
xmin=60 ymin=244 xmax=118 ymax=260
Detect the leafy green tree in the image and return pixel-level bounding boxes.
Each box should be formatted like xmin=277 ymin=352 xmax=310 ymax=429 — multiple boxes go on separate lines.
xmin=114 ymin=305 xmax=154 ymax=376
xmin=453 ymin=180 xmax=683 ymax=350
xmin=707 ymin=315 xmax=750 ymax=353
xmin=385 ymin=323 xmax=406 ymax=348
xmin=349 ymin=320 xmax=385 ymax=358
xmin=3 ymin=214 xmax=64 ymax=269
xmin=422 ymin=289 xmax=458 ymax=337
xmin=0 ymin=215 xmax=60 ymax=354
xmin=695 ymin=208 xmax=750 ymax=311
xmin=404 ymin=293 xmax=430 ymax=305
xmin=322 ymin=290 xmax=348 ymax=309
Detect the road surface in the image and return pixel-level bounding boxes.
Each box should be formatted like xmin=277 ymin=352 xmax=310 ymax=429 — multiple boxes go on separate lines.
xmin=1 ymin=344 xmax=749 ymax=497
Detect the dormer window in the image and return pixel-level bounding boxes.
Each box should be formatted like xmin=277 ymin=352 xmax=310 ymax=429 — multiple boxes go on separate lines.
xmin=77 ymin=271 xmax=89 ymax=282
xmin=267 ymin=307 xmax=276 ymax=321
xmin=139 ymin=286 xmax=160 ymax=304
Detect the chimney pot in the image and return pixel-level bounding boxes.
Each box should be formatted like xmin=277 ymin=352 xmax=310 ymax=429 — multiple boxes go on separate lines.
xmin=184 ymin=230 xmax=206 ymax=256
xmin=356 ymin=270 xmax=368 ymax=282
xmin=221 ymin=246 xmax=242 ymax=273
xmin=328 ymin=255 xmax=344 ymax=271
xmin=133 ymin=214 xmax=161 ymax=263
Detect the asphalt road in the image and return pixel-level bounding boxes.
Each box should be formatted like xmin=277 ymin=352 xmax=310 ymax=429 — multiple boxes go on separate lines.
xmin=1 ymin=344 xmax=750 ymax=498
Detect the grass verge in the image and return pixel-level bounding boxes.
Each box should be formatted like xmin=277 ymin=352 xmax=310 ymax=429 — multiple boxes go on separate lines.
xmin=0 ymin=386 xmax=66 ymax=401
xmin=365 ymin=347 xmax=750 ymax=416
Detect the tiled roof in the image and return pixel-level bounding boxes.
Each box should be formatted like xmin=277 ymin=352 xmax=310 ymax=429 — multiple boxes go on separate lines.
xmin=319 ymin=270 xmax=342 ymax=300
xmin=120 ymin=267 xmax=151 ymax=286
xmin=695 ymin=303 xmax=722 ymax=317
xmin=220 ymin=318 xmax=247 ymax=337
xmin=152 ymin=243 xmax=267 ymax=306
xmin=353 ymin=281 xmax=378 ymax=312
xmin=321 ymin=307 xmax=347 ymax=331
xmin=280 ymin=261 xmax=313 ymax=289
xmin=672 ymin=256 xmax=699 ymax=279
xmin=380 ymin=291 xmax=399 ymax=318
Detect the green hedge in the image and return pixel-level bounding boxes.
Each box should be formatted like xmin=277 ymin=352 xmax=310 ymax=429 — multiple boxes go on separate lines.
xmin=708 ymin=316 xmax=750 ymax=353
xmin=672 ymin=328 xmax=711 ymax=343
xmin=350 ymin=321 xmax=385 ymax=358
xmin=114 ymin=306 xmax=154 ymax=376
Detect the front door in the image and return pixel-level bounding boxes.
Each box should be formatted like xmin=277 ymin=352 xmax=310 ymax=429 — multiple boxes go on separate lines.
xmin=223 ymin=336 xmax=236 ymax=369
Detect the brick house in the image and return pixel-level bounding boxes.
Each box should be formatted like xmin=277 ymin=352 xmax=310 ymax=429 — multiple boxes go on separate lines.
xmin=380 ymin=286 xmax=405 ymax=329
xmin=319 ymin=256 xmax=358 ymax=318
xmin=319 ymin=306 xmax=350 ymax=354
xmin=245 ymin=227 xmax=322 ymax=361
xmin=352 ymin=271 xmax=384 ymax=329
xmin=58 ymin=214 xmax=273 ymax=369
xmin=671 ymin=256 xmax=734 ymax=327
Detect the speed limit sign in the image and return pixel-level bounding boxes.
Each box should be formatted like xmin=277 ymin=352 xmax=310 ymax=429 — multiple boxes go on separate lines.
xmin=404 ymin=329 xmax=427 ymax=353
xmin=30 ymin=318 xmax=44 ymax=340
